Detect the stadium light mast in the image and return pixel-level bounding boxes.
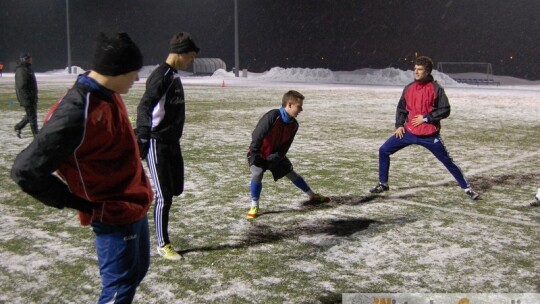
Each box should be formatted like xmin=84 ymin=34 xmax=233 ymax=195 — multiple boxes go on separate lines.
xmin=234 ymin=0 xmax=239 ymax=77
xmin=66 ymin=0 xmax=72 ymax=74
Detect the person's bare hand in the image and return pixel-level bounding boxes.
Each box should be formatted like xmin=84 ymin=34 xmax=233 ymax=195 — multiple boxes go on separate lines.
xmin=394 ymin=127 xmax=405 ymax=139
xmin=411 ymin=114 xmax=425 ymax=126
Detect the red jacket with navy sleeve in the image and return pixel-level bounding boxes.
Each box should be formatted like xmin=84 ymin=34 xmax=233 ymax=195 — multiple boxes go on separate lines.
xmin=11 ymin=74 xmax=153 ymax=226
xmin=395 ymin=75 xmax=451 ymax=136
xmin=249 ymin=108 xmax=299 ymax=161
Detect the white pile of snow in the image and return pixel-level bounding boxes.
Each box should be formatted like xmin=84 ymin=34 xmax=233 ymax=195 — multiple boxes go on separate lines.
xmin=32 ymin=65 xmax=540 ymax=87
xmin=211 ymin=67 xmax=462 ymax=86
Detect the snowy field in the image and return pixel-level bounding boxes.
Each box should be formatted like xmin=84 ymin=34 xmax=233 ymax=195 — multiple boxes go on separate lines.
xmin=0 ymin=68 xmax=539 ymax=303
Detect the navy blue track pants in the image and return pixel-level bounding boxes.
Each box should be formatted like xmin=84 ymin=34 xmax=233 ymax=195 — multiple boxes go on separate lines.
xmin=378 ymin=131 xmax=470 ymax=189
xmin=92 ymin=215 xmax=150 ymax=304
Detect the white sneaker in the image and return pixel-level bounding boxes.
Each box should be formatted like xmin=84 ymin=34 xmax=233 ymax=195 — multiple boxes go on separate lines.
xmin=465 ymin=189 xmax=480 ymax=200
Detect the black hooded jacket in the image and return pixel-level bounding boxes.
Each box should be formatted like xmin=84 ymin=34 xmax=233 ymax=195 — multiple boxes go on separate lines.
xmin=15 ymin=61 xmax=38 ymax=107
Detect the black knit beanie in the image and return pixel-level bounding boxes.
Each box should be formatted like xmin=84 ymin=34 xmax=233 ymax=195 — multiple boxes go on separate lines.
xmin=92 ymin=32 xmax=143 ymax=76
xmin=169 ymin=32 xmax=200 ymax=54
xmin=19 ymin=53 xmax=31 ymax=62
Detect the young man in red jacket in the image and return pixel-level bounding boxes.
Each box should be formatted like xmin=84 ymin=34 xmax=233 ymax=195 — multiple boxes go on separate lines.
xmin=370 ymin=56 xmax=480 ymax=200
xmin=246 ymin=90 xmax=330 ymax=219
xmin=11 ymin=33 xmax=153 ymax=303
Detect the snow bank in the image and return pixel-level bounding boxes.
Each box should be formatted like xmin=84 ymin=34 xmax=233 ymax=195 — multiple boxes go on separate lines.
xmin=31 ymin=65 xmax=540 ymax=87
xmin=211 ymin=67 xmax=462 ymax=86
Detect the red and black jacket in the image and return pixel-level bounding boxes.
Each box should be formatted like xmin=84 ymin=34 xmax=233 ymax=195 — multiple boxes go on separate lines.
xmin=395 ymin=75 xmax=451 ymax=136
xmin=11 ymin=74 xmax=153 ymax=226
xmin=248 ymin=108 xmax=298 ymax=165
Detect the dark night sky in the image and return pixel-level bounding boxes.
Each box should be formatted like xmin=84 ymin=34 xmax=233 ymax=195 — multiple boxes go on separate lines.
xmin=1 ymin=0 xmax=539 ymax=79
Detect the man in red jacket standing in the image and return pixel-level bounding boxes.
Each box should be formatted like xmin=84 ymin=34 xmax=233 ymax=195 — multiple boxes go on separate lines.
xmin=11 ymin=33 xmax=153 ymax=303
xmin=369 ymin=56 xmax=480 ymax=200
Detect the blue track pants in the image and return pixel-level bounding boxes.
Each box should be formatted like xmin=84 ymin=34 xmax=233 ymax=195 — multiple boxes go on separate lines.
xmin=92 ymin=215 xmax=150 ymax=304
xmin=378 ymin=132 xmax=470 ymax=189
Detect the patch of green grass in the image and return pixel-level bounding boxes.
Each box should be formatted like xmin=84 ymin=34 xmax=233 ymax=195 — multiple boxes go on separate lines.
xmin=1 ymin=77 xmax=539 ymax=303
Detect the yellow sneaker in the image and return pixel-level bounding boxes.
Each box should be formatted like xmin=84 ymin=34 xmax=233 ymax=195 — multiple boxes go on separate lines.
xmin=246 ymin=206 xmax=259 ymax=219
xmin=157 ymin=244 xmax=182 ymax=261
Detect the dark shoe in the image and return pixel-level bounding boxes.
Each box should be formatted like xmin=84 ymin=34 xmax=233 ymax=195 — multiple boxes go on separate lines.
xmin=14 ymin=127 xmax=22 ymax=139
xmin=465 ymin=189 xmax=480 ymax=200
xmin=531 ymin=199 xmax=540 ymax=207
xmin=308 ymin=193 xmax=330 ymax=203
xmin=369 ymin=183 xmax=389 ymax=193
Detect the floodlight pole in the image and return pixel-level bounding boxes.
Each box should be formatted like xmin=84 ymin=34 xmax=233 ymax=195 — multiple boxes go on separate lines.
xmin=66 ymin=0 xmax=72 ymax=74
xmin=234 ymin=0 xmax=239 ymax=77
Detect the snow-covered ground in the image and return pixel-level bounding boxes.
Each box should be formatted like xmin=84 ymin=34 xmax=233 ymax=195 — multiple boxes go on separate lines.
xmin=0 ymin=67 xmax=538 ymax=303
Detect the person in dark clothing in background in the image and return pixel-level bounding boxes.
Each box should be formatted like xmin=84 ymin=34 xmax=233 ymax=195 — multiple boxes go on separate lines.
xmin=136 ymin=32 xmax=199 ymax=261
xmin=14 ymin=53 xmax=39 ymax=138
xmin=369 ymin=56 xmax=480 ymax=201
xmin=11 ymin=33 xmax=153 ymax=303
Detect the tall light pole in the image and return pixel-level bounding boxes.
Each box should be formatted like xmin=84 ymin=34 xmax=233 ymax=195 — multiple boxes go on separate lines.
xmin=234 ymin=0 xmax=239 ymax=77
xmin=66 ymin=0 xmax=72 ymax=74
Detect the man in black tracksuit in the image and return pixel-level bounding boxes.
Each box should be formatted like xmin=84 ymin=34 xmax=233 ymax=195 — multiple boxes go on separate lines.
xmin=136 ymin=32 xmax=199 ymax=261
xmin=14 ymin=53 xmax=39 ymax=138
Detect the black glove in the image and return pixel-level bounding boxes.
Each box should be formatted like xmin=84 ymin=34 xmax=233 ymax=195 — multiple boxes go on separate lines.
xmin=136 ymin=127 xmax=150 ymax=159
xmin=266 ymin=153 xmax=281 ymax=169
xmin=253 ymin=155 xmax=268 ymax=170
xmin=27 ymin=187 xmax=103 ymax=215
xmin=63 ymin=195 xmax=103 ymax=215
